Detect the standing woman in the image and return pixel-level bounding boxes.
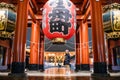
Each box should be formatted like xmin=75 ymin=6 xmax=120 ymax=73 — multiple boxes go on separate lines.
xmin=64 ymin=49 xmax=71 ymax=74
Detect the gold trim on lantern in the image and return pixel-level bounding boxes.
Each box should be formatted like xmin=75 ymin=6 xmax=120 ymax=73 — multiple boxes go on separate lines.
xmin=103 ymin=3 xmax=120 ymax=13
xmin=52 ymin=38 xmax=66 ymax=44
xmin=106 ymin=32 xmax=120 ymax=39
xmin=0 ymin=2 xmax=16 ymax=11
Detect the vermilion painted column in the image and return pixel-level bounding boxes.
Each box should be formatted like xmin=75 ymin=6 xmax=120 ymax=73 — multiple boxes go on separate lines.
xmin=7 ymin=40 xmax=13 ymax=70
xmin=108 ymin=39 xmax=116 ymax=71
xmin=39 ymin=31 xmax=41 ymax=70
xmin=39 ymin=33 xmax=44 ymax=71
xmin=90 ymin=0 xmax=108 ymax=75
xmin=79 ymin=23 xmax=83 ymax=71
xmin=75 ymin=30 xmax=80 ymax=71
xmin=2 ymin=40 xmax=12 ymax=70
xmin=11 ymin=0 xmax=29 ymax=73
xmin=113 ymin=40 xmax=119 ymax=66
xmin=3 ymin=48 xmax=8 ymax=66
xmin=29 ymin=21 xmax=40 ymax=70
xmin=117 ymin=40 xmax=120 ymax=46
xmin=109 ymin=39 xmax=120 ymax=71
xmin=80 ymin=21 xmax=90 ymax=71
xmin=7 ymin=48 xmax=12 ymax=70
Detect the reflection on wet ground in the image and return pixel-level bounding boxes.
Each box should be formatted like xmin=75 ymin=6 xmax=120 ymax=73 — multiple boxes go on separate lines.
xmin=0 ymin=76 xmax=120 ymax=80
xmin=0 ymin=68 xmax=120 ymax=80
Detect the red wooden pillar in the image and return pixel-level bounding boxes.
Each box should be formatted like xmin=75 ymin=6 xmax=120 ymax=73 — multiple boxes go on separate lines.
xmin=7 ymin=40 xmax=13 ymax=70
xmin=39 ymin=33 xmax=44 ymax=71
xmin=3 ymin=48 xmax=8 ymax=66
xmin=0 ymin=40 xmax=12 ymax=70
xmin=108 ymin=39 xmax=120 ymax=71
xmin=4 ymin=47 xmax=12 ymax=70
xmin=79 ymin=23 xmax=83 ymax=70
xmin=90 ymin=0 xmax=108 ymax=75
xmin=117 ymin=40 xmax=120 ymax=46
xmin=107 ymin=40 xmax=112 ymax=70
xmin=29 ymin=21 xmax=40 ymax=70
xmin=7 ymin=48 xmax=12 ymax=70
xmin=75 ymin=30 xmax=80 ymax=71
xmin=107 ymin=39 xmax=116 ymax=71
xmin=4 ymin=48 xmax=11 ymax=63
xmin=80 ymin=21 xmax=90 ymax=71
xmin=11 ymin=0 xmax=29 ymax=73
xmin=112 ymin=40 xmax=120 ymax=66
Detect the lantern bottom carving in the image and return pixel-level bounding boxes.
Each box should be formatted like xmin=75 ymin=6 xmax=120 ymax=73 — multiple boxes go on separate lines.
xmin=51 ymin=38 xmax=66 ymax=44
xmin=106 ymin=32 xmax=120 ymax=39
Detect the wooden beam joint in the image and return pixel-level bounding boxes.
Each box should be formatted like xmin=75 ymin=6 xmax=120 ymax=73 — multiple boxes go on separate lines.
xmin=28 ymin=4 xmax=36 ymax=23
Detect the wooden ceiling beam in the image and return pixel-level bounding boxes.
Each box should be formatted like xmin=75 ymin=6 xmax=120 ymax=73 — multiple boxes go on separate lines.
xmin=30 ymin=0 xmax=39 ymax=12
xmin=28 ymin=15 xmax=85 ymax=21
xmin=81 ymin=0 xmax=88 ymax=12
xmin=28 ymin=5 xmax=36 ymax=23
xmin=83 ymin=5 xmax=90 ymax=22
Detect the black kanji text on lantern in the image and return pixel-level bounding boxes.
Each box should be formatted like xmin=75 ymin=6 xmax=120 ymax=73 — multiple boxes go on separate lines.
xmin=49 ymin=0 xmax=72 ymax=35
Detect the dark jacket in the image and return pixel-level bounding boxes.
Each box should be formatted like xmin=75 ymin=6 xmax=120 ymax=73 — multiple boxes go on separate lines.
xmin=64 ymin=53 xmax=71 ymax=65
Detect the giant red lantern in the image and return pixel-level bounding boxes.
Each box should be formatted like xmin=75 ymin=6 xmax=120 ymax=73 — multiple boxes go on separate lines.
xmin=42 ymin=0 xmax=76 ymax=43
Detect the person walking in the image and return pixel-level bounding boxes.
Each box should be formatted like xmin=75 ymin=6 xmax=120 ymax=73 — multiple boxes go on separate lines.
xmin=64 ymin=49 xmax=71 ymax=74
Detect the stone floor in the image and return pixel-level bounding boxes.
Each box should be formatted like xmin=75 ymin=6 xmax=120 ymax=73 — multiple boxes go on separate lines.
xmin=0 ymin=67 xmax=120 ymax=80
